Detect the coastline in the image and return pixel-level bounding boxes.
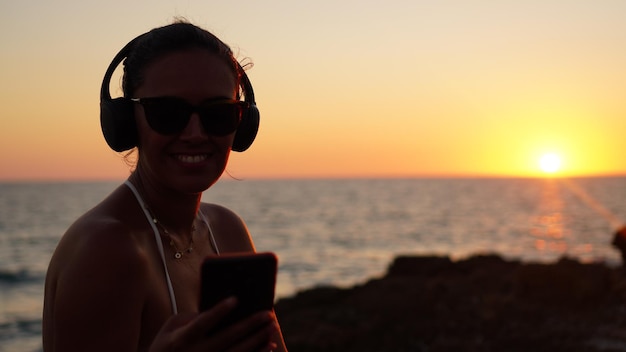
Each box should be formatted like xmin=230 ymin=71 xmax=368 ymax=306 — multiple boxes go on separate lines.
xmin=275 ymin=254 xmax=626 ymax=352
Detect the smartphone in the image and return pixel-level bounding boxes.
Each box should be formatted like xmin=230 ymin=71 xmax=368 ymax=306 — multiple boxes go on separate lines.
xmin=199 ymin=252 xmax=277 ymax=328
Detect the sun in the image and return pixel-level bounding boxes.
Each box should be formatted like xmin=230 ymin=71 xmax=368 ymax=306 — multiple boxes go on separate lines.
xmin=539 ymin=153 xmax=562 ymax=174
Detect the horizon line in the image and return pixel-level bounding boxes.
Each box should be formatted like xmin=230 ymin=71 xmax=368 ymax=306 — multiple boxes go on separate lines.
xmin=1 ymin=172 xmax=625 ymax=183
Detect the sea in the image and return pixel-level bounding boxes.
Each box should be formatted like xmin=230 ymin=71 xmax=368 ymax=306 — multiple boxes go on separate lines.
xmin=1 ymin=177 xmax=625 ymax=351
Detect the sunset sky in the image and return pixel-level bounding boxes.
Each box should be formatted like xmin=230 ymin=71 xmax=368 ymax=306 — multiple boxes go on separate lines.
xmin=1 ymin=0 xmax=625 ymax=181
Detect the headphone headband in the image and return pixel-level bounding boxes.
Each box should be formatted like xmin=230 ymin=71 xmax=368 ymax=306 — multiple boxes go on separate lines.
xmin=100 ymin=32 xmax=259 ymax=152
xmin=100 ymin=36 xmax=138 ymax=102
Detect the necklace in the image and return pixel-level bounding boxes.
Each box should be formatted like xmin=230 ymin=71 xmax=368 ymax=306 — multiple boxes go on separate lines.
xmin=130 ymin=182 xmax=199 ymax=259
xmin=151 ymin=216 xmax=196 ymax=259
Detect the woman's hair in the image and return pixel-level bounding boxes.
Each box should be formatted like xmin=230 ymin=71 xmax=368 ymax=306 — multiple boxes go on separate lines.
xmin=122 ymin=20 xmax=240 ymax=98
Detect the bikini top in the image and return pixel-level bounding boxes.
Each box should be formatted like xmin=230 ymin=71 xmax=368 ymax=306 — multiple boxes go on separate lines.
xmin=124 ymin=180 xmax=220 ymax=314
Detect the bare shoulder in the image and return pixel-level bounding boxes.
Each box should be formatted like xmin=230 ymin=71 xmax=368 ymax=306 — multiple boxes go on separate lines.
xmin=43 ymin=189 xmax=151 ymax=351
xmin=45 ymin=204 xmax=151 ymax=316
xmin=54 ymin=212 xmax=147 ymax=274
xmin=200 ymin=202 xmax=255 ymax=253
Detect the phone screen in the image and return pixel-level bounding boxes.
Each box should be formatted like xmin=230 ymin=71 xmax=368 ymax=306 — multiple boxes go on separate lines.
xmin=199 ymin=252 xmax=277 ymax=327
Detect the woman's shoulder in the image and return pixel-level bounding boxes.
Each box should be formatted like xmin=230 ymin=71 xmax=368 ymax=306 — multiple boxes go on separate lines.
xmin=200 ymin=202 xmax=255 ymax=253
xmin=43 ymin=188 xmax=154 ymax=349
xmin=67 ymin=209 xmax=144 ymax=257
xmin=49 ymin=188 xmax=151 ymax=280
xmin=200 ymin=202 xmax=243 ymax=223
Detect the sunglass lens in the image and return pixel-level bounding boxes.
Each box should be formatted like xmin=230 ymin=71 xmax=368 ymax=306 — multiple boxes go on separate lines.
xmin=142 ymin=98 xmax=190 ymax=135
xmin=199 ymin=103 xmax=242 ymax=136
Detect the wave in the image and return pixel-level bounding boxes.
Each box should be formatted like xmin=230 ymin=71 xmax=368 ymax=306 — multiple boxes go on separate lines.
xmin=0 ymin=269 xmax=42 ymax=285
xmin=0 ymin=317 xmax=41 ymax=337
xmin=0 ymin=318 xmax=42 ymax=352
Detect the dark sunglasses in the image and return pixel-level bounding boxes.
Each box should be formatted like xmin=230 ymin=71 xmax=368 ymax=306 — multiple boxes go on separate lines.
xmin=131 ymin=96 xmax=244 ymax=136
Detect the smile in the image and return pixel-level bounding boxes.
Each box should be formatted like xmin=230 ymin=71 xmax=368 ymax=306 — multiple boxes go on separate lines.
xmin=176 ymin=154 xmax=209 ymax=163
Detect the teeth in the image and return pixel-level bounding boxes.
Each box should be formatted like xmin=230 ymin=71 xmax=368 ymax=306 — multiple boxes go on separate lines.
xmin=177 ymin=154 xmax=207 ymax=163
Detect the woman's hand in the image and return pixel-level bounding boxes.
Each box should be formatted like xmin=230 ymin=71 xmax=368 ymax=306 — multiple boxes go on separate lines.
xmin=150 ymin=297 xmax=278 ymax=352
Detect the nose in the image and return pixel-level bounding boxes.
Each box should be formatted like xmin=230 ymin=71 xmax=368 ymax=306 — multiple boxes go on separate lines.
xmin=179 ymin=113 xmax=208 ymax=141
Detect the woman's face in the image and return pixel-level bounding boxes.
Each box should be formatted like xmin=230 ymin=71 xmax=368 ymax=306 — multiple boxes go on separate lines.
xmin=133 ymin=48 xmax=238 ymax=194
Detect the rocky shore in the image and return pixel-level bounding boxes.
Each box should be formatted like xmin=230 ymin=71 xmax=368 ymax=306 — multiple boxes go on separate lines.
xmin=275 ymin=254 xmax=626 ymax=352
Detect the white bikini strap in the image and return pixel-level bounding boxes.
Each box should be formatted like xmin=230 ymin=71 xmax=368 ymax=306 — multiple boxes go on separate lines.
xmin=124 ymin=180 xmax=178 ymax=315
xmin=198 ymin=210 xmax=220 ymax=255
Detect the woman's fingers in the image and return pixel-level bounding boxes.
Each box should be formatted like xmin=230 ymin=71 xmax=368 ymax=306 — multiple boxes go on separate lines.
xmin=224 ymin=310 xmax=276 ymax=338
xmin=149 ymin=312 xmax=199 ymax=352
xmin=151 ymin=298 xmax=278 ymax=352
xmin=199 ymin=309 xmax=277 ymax=352
xmin=182 ymin=296 xmax=239 ymax=339
xmin=223 ymin=315 xmax=278 ymax=352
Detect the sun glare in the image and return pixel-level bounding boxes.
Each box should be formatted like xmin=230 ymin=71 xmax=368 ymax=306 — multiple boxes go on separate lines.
xmin=539 ymin=153 xmax=562 ymax=174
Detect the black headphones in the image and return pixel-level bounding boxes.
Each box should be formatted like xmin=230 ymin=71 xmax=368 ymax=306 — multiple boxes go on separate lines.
xmin=100 ymin=35 xmax=259 ymax=153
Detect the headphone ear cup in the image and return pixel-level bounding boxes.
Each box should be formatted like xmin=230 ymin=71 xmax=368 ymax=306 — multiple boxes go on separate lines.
xmin=100 ymin=97 xmax=138 ymax=152
xmin=232 ymin=103 xmax=259 ymax=152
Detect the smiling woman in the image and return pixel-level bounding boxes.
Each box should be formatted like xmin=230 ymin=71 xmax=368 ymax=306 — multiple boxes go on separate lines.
xmin=539 ymin=153 xmax=562 ymax=174
xmin=42 ymin=21 xmax=287 ymax=352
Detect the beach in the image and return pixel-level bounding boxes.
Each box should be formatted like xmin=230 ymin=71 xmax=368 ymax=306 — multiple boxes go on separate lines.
xmin=275 ymin=254 xmax=626 ymax=352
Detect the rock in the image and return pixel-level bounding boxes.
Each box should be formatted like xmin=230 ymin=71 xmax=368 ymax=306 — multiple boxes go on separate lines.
xmin=275 ymin=254 xmax=626 ymax=352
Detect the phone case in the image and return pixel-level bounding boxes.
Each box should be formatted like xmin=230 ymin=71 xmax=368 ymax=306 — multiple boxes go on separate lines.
xmin=199 ymin=252 xmax=277 ymax=327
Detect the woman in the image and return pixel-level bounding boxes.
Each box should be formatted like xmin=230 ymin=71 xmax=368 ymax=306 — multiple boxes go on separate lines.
xmin=43 ymin=21 xmax=288 ymax=352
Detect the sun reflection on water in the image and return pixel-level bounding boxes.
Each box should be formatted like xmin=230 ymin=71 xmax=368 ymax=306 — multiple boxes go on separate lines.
xmin=530 ymin=180 xmax=570 ymax=255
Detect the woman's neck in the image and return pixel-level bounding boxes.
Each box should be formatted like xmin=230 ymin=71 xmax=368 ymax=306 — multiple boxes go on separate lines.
xmin=127 ymin=171 xmax=201 ymax=235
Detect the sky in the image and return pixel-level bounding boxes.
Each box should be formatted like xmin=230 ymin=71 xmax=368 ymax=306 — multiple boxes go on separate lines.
xmin=1 ymin=0 xmax=625 ymax=181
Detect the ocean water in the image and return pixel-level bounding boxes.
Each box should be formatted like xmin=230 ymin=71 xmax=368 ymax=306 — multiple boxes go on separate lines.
xmin=1 ymin=177 xmax=625 ymax=351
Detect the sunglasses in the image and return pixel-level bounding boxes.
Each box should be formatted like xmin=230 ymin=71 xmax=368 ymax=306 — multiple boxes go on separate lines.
xmin=131 ymin=96 xmax=244 ymax=136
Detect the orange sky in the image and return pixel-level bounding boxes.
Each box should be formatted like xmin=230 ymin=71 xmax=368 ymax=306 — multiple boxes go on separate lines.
xmin=1 ymin=1 xmax=625 ymax=181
